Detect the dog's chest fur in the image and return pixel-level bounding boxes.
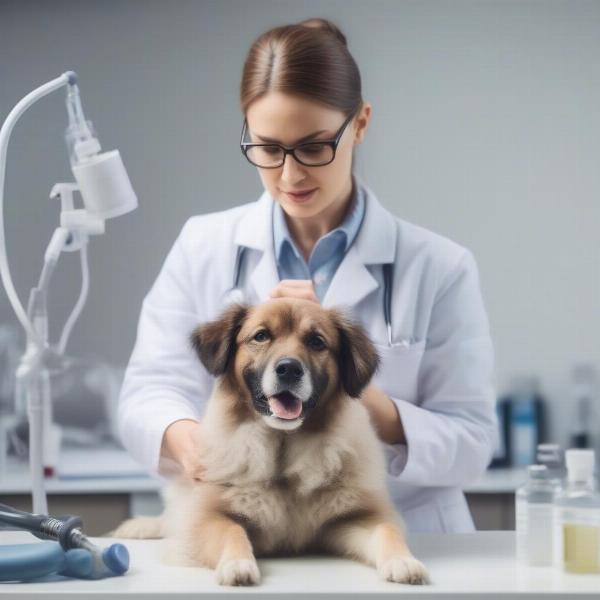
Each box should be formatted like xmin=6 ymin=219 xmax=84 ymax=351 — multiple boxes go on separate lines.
xmin=193 ymin=401 xmax=385 ymax=554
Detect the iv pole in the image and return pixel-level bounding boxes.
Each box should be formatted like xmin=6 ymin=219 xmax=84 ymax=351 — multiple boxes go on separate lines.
xmin=0 ymin=71 xmax=137 ymax=514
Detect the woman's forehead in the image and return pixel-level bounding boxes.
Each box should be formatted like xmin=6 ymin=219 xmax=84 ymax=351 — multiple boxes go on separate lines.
xmin=246 ymin=92 xmax=344 ymax=142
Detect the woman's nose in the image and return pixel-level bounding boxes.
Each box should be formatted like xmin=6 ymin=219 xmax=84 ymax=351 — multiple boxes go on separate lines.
xmin=280 ymin=152 xmax=308 ymax=183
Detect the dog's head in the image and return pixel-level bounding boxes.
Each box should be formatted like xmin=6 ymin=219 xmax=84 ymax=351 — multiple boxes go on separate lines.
xmin=190 ymin=298 xmax=380 ymax=432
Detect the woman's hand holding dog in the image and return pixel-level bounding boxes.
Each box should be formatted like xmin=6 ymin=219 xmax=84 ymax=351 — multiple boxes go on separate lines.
xmin=361 ymin=383 xmax=407 ymax=445
xmin=161 ymin=418 xmax=207 ymax=482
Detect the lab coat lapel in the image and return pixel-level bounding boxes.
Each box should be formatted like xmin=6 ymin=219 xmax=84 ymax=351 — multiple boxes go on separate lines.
xmin=250 ymin=243 xmax=280 ymax=301
xmin=321 ymin=244 xmax=377 ymax=309
xmin=322 ymin=180 xmax=397 ymax=310
xmin=233 ymin=190 xmax=279 ymax=302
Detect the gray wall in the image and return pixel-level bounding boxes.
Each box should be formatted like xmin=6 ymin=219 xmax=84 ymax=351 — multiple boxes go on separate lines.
xmin=1 ymin=0 xmax=599 ymax=451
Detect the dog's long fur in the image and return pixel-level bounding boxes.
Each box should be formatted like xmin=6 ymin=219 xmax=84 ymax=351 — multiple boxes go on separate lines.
xmin=111 ymin=298 xmax=429 ymax=586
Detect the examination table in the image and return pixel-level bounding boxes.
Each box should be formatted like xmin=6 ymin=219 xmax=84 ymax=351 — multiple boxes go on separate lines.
xmin=1 ymin=530 xmax=599 ymax=598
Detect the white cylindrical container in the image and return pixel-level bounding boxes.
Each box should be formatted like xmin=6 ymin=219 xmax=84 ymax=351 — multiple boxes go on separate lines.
xmin=516 ymin=464 xmax=556 ymax=566
xmin=72 ymin=149 xmax=138 ymax=220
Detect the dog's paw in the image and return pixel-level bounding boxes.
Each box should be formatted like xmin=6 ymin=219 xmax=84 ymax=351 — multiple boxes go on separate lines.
xmin=378 ymin=554 xmax=430 ymax=585
xmin=216 ymin=557 xmax=261 ymax=586
xmin=109 ymin=516 xmax=164 ymax=539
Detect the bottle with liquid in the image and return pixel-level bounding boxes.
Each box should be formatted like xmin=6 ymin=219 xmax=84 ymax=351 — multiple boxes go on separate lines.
xmin=516 ymin=464 xmax=556 ymax=565
xmin=553 ymin=449 xmax=600 ymax=573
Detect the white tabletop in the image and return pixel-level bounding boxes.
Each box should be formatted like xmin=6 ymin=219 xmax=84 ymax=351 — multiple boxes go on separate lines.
xmin=0 ymin=446 xmax=527 ymax=495
xmin=1 ymin=530 xmax=599 ymax=598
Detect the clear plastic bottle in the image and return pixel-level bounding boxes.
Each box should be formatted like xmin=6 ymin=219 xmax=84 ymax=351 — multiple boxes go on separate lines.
xmin=536 ymin=443 xmax=565 ymax=492
xmin=516 ymin=464 xmax=556 ymax=565
xmin=552 ymin=449 xmax=600 ymax=573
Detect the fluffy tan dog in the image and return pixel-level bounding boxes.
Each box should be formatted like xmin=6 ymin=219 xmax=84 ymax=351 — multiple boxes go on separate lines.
xmin=112 ymin=298 xmax=429 ymax=586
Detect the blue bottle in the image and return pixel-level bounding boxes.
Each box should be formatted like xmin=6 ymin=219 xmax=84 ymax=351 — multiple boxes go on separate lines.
xmin=509 ymin=375 xmax=545 ymax=467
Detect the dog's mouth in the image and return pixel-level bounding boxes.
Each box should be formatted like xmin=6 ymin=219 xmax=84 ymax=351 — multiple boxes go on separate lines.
xmin=267 ymin=391 xmax=303 ymax=420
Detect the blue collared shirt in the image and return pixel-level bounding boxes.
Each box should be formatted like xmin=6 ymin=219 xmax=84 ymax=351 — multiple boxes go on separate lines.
xmin=272 ymin=176 xmax=366 ymax=302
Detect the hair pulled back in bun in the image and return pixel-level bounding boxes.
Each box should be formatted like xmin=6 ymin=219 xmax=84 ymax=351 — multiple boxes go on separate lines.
xmin=296 ymin=17 xmax=348 ymax=46
xmin=240 ymin=18 xmax=362 ymax=117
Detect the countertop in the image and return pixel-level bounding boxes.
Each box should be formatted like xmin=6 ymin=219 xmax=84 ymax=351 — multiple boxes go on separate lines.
xmin=1 ymin=530 xmax=599 ymax=598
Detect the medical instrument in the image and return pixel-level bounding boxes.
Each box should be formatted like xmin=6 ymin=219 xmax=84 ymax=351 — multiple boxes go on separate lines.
xmin=221 ymin=244 xmax=248 ymax=306
xmin=0 ymin=71 xmax=137 ymax=514
xmin=223 ymin=245 xmax=396 ymax=346
xmin=383 ymin=262 xmax=393 ymax=345
xmin=0 ymin=502 xmax=129 ymax=581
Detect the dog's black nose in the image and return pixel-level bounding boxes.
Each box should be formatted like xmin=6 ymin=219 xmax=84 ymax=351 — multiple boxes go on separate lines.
xmin=275 ymin=357 xmax=304 ymax=384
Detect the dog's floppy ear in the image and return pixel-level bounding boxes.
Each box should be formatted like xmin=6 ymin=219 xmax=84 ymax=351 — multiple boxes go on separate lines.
xmin=330 ymin=309 xmax=380 ymax=399
xmin=190 ymin=303 xmax=250 ymax=376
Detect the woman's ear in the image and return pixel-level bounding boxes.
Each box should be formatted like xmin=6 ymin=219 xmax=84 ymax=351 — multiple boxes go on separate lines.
xmin=353 ymin=101 xmax=372 ymax=145
xmin=189 ymin=303 xmax=250 ymax=376
xmin=330 ymin=309 xmax=380 ymax=398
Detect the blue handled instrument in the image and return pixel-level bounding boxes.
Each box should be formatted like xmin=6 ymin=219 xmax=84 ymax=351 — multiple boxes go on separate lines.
xmin=0 ymin=502 xmax=129 ymax=581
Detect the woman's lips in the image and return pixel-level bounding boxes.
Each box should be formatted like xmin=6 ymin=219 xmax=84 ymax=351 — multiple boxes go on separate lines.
xmin=283 ymin=188 xmax=318 ymax=203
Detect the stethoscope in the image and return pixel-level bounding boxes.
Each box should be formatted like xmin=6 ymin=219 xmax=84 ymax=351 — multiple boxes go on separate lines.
xmin=223 ymin=245 xmax=396 ymax=346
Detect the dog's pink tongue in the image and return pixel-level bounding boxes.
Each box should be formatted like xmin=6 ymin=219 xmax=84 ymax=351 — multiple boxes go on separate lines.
xmin=268 ymin=392 xmax=302 ymax=419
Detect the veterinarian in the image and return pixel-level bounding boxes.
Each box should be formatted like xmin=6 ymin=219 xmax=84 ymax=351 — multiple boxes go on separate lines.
xmin=117 ymin=18 xmax=498 ymax=534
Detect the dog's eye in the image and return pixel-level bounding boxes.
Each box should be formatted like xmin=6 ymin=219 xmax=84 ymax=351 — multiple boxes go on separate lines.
xmin=307 ymin=334 xmax=327 ymax=351
xmin=253 ymin=329 xmax=271 ymax=342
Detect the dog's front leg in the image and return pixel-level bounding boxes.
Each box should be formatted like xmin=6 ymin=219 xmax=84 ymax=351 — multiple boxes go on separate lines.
xmin=183 ymin=514 xmax=261 ymax=586
xmin=320 ymin=515 xmax=430 ymax=585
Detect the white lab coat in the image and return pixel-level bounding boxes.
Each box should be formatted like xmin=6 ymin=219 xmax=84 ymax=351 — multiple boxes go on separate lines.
xmin=117 ymin=176 xmax=498 ymax=534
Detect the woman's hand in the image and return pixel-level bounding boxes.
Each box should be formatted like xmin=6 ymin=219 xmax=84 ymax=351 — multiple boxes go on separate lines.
xmin=160 ymin=419 xmax=207 ymax=482
xmin=269 ymin=279 xmax=320 ymax=304
xmin=361 ymin=383 xmax=407 ymax=445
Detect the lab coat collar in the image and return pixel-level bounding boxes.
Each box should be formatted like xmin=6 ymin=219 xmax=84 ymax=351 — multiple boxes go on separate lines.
xmin=233 ymin=174 xmax=397 ymax=308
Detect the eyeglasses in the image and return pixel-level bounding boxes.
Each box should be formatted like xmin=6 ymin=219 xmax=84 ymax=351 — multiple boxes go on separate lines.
xmin=240 ymin=105 xmax=360 ymax=169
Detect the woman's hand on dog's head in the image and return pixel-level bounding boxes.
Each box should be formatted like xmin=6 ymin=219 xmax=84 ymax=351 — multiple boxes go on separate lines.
xmin=268 ymin=279 xmax=320 ymax=304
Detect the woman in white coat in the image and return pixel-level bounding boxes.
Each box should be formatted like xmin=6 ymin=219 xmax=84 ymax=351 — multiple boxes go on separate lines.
xmin=118 ymin=18 xmax=498 ymax=534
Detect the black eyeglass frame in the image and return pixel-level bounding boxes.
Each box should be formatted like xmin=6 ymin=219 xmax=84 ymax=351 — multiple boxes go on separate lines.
xmin=240 ymin=104 xmax=361 ymax=169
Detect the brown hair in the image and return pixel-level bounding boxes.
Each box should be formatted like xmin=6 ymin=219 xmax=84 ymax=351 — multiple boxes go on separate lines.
xmin=240 ymin=18 xmax=363 ymax=118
